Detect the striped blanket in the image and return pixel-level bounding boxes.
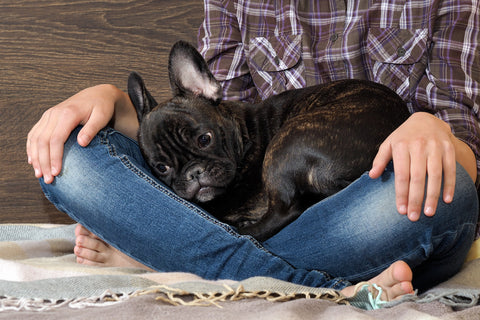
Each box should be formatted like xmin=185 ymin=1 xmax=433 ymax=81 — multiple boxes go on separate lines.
xmin=0 ymin=224 xmax=479 ymax=315
xmin=0 ymin=224 xmax=347 ymax=311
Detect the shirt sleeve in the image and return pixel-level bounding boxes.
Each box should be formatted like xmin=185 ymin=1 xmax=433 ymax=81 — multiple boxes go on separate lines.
xmin=197 ymin=0 xmax=259 ymax=102
xmin=414 ymin=2 xmax=480 ymax=184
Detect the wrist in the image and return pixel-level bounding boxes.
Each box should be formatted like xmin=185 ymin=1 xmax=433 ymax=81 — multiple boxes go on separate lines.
xmin=453 ymin=138 xmax=477 ymax=183
xmin=410 ymin=112 xmax=477 ymax=183
xmin=106 ymin=85 xmax=139 ymax=140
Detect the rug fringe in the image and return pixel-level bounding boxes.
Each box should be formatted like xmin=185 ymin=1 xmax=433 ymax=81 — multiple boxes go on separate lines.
xmin=134 ymin=284 xmax=347 ymax=308
xmin=0 ymin=290 xmax=130 ymax=312
xmin=0 ymin=284 xmax=346 ymax=312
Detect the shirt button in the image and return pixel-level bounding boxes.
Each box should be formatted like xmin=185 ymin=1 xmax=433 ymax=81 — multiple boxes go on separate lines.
xmin=397 ymin=47 xmax=406 ymax=57
xmin=330 ymin=33 xmax=339 ymax=42
xmin=274 ymin=55 xmax=280 ymax=65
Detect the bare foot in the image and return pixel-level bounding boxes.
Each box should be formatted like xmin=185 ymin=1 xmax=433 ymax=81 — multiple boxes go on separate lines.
xmin=74 ymin=224 xmax=414 ymax=301
xmin=74 ymin=224 xmax=154 ymax=271
xmin=341 ymin=261 xmax=414 ymax=301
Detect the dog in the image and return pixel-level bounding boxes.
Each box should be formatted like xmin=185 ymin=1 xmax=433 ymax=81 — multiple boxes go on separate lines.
xmin=127 ymin=40 xmax=410 ymax=241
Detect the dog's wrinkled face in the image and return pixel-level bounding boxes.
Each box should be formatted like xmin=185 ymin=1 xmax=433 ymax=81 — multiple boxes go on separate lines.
xmin=137 ymin=96 xmax=241 ymax=202
xmin=129 ymin=41 xmax=247 ymax=203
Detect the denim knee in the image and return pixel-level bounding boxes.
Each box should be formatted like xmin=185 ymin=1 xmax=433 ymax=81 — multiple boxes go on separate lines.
xmin=40 ymin=129 xmax=91 ymax=213
xmin=40 ymin=126 xmax=147 ymax=216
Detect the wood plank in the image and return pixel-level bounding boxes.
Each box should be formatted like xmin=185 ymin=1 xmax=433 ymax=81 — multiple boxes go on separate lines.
xmin=0 ymin=0 xmax=204 ymax=223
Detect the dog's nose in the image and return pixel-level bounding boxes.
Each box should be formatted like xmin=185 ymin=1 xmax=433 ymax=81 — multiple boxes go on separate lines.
xmin=186 ymin=164 xmax=206 ymax=181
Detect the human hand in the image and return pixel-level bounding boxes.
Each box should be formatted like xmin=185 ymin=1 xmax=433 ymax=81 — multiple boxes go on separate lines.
xmin=27 ymin=84 xmax=132 ymax=184
xmin=369 ymin=112 xmax=457 ymax=221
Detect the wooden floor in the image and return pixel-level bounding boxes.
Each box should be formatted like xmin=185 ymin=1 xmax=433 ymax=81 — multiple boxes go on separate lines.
xmin=0 ymin=0 xmax=204 ymax=223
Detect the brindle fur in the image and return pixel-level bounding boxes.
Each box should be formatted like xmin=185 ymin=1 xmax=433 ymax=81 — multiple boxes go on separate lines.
xmin=129 ymin=41 xmax=410 ymax=241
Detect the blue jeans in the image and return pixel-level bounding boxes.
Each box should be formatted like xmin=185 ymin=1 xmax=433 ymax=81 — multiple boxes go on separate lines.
xmin=40 ymin=127 xmax=479 ymax=291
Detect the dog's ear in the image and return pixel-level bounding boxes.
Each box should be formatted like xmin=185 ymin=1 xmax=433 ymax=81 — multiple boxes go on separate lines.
xmin=168 ymin=40 xmax=222 ymax=104
xmin=128 ymin=72 xmax=158 ymax=123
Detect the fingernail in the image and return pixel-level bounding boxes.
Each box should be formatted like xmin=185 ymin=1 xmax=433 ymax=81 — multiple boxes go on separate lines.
xmin=444 ymin=194 xmax=453 ymax=203
xmin=78 ymin=134 xmax=90 ymax=146
xmin=51 ymin=166 xmax=58 ymax=175
xmin=424 ymin=206 xmax=434 ymax=216
xmin=398 ymin=205 xmax=407 ymax=214
xmin=409 ymin=212 xmax=419 ymax=221
xmin=34 ymin=168 xmax=41 ymax=177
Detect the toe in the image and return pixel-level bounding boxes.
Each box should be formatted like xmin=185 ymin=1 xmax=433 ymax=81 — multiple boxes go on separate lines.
xmin=76 ymin=234 xmax=108 ymax=252
xmin=387 ymin=281 xmax=414 ymax=300
xmin=382 ymin=261 xmax=414 ymax=300
xmin=392 ymin=261 xmax=413 ymax=283
xmin=75 ymin=224 xmax=101 ymax=240
xmin=75 ymin=224 xmax=90 ymax=236
xmin=74 ymin=245 xmax=106 ymax=265
xmin=76 ymin=255 xmax=104 ymax=267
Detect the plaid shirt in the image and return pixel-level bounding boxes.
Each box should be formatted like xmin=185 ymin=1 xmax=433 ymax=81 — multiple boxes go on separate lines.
xmin=198 ymin=0 xmax=480 ymax=185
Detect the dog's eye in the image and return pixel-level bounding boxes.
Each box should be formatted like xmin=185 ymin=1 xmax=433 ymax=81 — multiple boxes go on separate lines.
xmin=197 ymin=132 xmax=212 ymax=148
xmin=155 ymin=164 xmax=170 ymax=174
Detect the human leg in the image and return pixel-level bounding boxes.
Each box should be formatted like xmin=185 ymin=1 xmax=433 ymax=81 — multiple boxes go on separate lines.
xmin=74 ymin=223 xmax=413 ymax=300
xmin=40 ymin=126 xmax=416 ymax=301
xmin=263 ymin=162 xmax=478 ymax=292
xmin=41 ymin=127 xmax=475 ymax=293
xmin=40 ymin=127 xmax=350 ymax=289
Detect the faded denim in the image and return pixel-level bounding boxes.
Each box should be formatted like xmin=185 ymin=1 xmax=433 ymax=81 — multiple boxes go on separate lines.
xmin=40 ymin=127 xmax=479 ymax=291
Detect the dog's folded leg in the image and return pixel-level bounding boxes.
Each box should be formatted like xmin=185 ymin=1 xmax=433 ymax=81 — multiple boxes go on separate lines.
xmin=238 ymin=183 xmax=302 ymax=242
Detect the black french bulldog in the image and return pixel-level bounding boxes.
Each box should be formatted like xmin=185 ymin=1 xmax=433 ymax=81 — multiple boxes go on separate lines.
xmin=128 ymin=40 xmax=410 ymax=241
